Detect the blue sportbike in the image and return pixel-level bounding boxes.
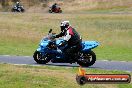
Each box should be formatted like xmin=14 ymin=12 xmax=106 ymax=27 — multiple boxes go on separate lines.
xmin=33 ymin=29 xmax=99 ymax=67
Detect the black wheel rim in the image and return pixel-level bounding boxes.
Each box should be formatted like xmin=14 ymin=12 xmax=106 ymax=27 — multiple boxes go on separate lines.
xmin=80 ymin=53 xmax=92 ymax=64
xmin=36 ymin=52 xmax=41 ymax=60
xmin=36 ymin=52 xmax=49 ymax=62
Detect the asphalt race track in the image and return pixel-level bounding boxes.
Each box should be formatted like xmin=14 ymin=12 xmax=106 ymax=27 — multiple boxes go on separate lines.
xmin=0 ymin=55 xmax=132 ymax=72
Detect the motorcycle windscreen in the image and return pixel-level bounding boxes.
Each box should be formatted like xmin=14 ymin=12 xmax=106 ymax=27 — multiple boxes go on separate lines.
xmin=56 ymin=39 xmax=64 ymax=44
xmin=37 ymin=39 xmax=50 ymax=52
xmin=82 ymin=41 xmax=99 ymax=50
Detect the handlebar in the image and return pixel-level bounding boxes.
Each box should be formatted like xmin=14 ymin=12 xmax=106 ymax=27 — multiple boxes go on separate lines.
xmin=49 ymin=29 xmax=52 ymax=33
xmin=43 ymin=29 xmax=56 ymax=41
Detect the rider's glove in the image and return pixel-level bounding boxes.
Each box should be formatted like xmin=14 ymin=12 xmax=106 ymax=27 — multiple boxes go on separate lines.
xmin=51 ymin=35 xmax=56 ymax=39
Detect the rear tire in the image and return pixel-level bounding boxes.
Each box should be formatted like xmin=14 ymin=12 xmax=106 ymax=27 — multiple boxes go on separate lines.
xmin=33 ymin=51 xmax=50 ymax=64
xmin=11 ymin=8 xmax=15 ymax=12
xmin=21 ymin=9 xmax=25 ymax=12
xmin=77 ymin=51 xmax=96 ymax=67
xmin=59 ymin=10 xmax=62 ymax=13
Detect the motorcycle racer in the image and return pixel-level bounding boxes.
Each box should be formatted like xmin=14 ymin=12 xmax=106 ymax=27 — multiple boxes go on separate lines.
xmin=33 ymin=22 xmax=99 ymax=66
xmin=54 ymin=21 xmax=82 ymax=61
xmin=49 ymin=3 xmax=62 ymax=13
xmin=15 ymin=1 xmax=21 ymax=8
xmin=51 ymin=3 xmax=58 ymax=12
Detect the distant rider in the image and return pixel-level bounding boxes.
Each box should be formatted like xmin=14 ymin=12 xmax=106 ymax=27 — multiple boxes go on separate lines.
xmin=15 ymin=1 xmax=21 ymax=8
xmin=54 ymin=21 xmax=82 ymax=61
xmin=51 ymin=3 xmax=58 ymax=11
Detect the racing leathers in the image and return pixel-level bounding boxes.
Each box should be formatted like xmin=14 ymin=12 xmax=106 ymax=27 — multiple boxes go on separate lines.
xmin=52 ymin=4 xmax=58 ymax=12
xmin=55 ymin=26 xmax=82 ymax=61
xmin=15 ymin=3 xmax=21 ymax=9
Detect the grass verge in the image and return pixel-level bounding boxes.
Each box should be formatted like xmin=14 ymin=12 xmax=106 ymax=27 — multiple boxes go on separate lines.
xmin=0 ymin=13 xmax=132 ymax=61
xmin=0 ymin=63 xmax=131 ymax=88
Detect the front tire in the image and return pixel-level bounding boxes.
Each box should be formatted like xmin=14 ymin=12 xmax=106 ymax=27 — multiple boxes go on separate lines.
xmin=77 ymin=51 xmax=96 ymax=67
xmin=11 ymin=8 xmax=15 ymax=12
xmin=49 ymin=10 xmax=52 ymax=13
xmin=33 ymin=51 xmax=50 ymax=64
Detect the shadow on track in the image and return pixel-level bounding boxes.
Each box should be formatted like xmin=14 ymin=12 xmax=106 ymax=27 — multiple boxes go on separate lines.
xmin=34 ymin=62 xmax=100 ymax=69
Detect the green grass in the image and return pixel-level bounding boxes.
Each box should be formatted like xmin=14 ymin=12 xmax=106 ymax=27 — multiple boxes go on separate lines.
xmin=95 ymin=46 xmax=132 ymax=61
xmin=0 ymin=13 xmax=132 ymax=61
xmin=1 ymin=0 xmax=132 ymax=13
xmin=0 ymin=63 xmax=131 ymax=88
xmin=60 ymin=0 xmax=132 ymax=13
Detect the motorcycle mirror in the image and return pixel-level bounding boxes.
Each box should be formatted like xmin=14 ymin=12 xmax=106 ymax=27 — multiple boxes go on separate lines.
xmin=49 ymin=29 xmax=52 ymax=33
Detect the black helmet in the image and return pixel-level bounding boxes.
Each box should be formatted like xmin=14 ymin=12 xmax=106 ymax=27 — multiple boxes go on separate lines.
xmin=16 ymin=1 xmax=20 ymax=4
xmin=60 ymin=21 xmax=70 ymax=31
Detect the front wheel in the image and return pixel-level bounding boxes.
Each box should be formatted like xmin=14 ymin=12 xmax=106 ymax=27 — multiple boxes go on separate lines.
xmin=33 ymin=51 xmax=50 ymax=64
xmin=77 ymin=51 xmax=96 ymax=67
xmin=59 ymin=9 xmax=62 ymax=13
xmin=76 ymin=75 xmax=87 ymax=85
xmin=21 ymin=9 xmax=25 ymax=12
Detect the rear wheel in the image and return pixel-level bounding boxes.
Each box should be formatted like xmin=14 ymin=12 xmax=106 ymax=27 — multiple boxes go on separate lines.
xmin=21 ymin=9 xmax=25 ymax=12
xmin=77 ymin=51 xmax=96 ymax=67
xmin=33 ymin=51 xmax=50 ymax=64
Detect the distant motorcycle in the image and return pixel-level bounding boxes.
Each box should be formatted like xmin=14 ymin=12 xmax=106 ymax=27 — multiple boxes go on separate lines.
xmin=49 ymin=6 xmax=62 ymax=13
xmin=33 ymin=29 xmax=99 ymax=67
xmin=11 ymin=5 xmax=25 ymax=12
